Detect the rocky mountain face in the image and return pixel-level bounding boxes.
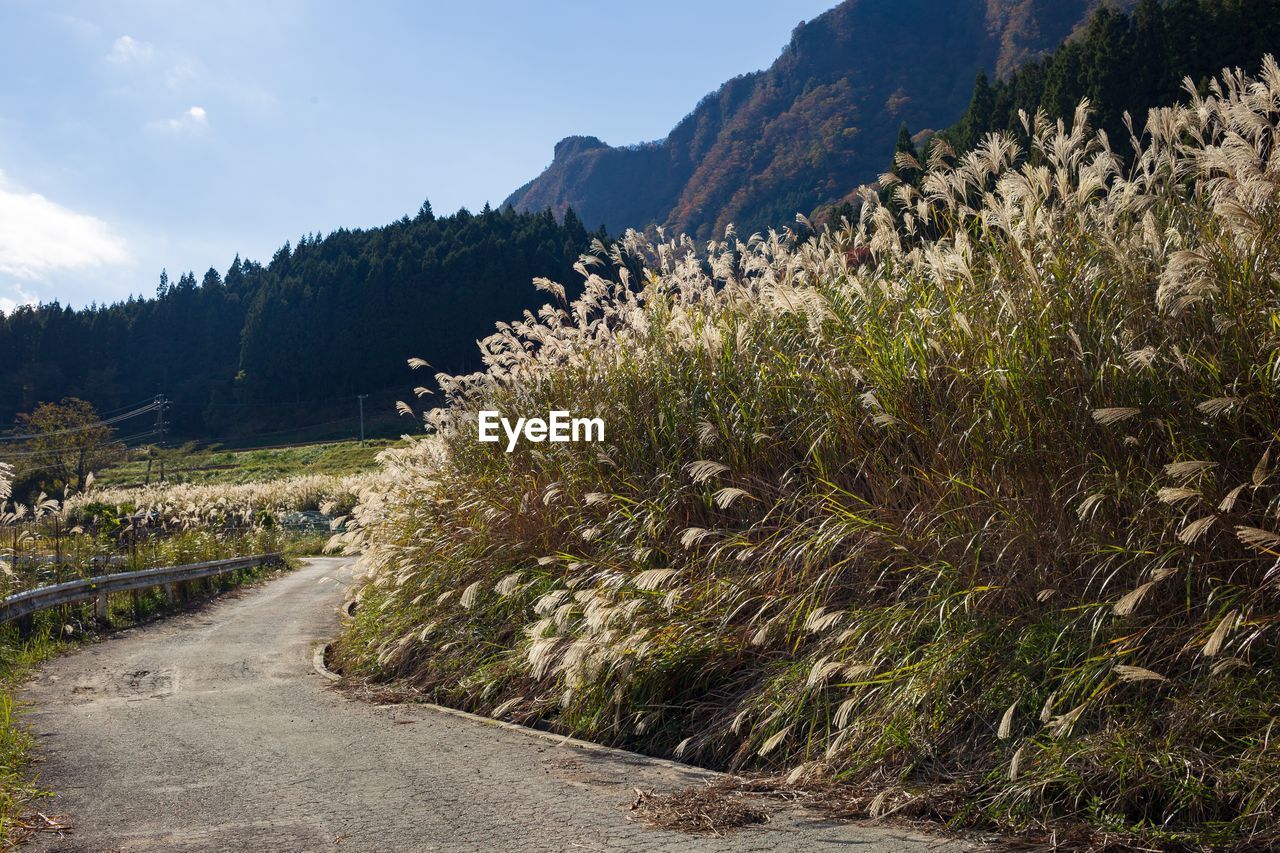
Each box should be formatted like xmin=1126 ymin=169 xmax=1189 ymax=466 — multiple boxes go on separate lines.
xmin=504 ymin=0 xmax=1118 ymax=238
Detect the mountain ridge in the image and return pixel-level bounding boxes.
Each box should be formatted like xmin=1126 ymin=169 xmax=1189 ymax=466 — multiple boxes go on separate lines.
xmin=504 ymin=0 xmax=1121 ymax=238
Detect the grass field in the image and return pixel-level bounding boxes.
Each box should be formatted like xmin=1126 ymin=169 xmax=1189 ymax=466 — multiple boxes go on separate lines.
xmin=95 ymin=439 xmax=396 ymax=487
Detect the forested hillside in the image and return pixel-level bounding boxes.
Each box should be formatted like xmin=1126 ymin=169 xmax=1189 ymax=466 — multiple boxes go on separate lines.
xmin=504 ymin=0 xmax=1112 ymax=238
xmin=839 ymin=0 xmax=1280 ymax=229
xmin=944 ymin=0 xmax=1280 ymax=158
xmin=0 ymin=205 xmax=596 ymax=437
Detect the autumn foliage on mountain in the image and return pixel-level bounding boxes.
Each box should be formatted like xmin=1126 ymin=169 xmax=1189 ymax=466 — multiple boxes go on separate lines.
xmin=504 ymin=0 xmax=1112 ymax=238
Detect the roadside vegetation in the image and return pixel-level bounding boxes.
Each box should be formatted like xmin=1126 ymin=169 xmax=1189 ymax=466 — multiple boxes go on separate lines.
xmin=69 ymin=472 xmax=370 ymax=524
xmin=336 ymin=63 xmax=1280 ymax=846
xmin=0 ymin=628 xmax=62 ymax=844
xmin=0 ymin=458 xmax=357 ymax=843
xmin=0 ymin=463 xmax=63 ymax=841
xmin=0 ymin=465 xmax=36 ymax=838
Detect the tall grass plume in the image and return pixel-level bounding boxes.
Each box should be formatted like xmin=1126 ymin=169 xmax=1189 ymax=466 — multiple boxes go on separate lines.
xmin=337 ymin=61 xmax=1280 ymax=845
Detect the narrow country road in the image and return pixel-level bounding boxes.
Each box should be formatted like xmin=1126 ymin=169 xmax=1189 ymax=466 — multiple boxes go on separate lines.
xmin=20 ymin=557 xmax=966 ymax=852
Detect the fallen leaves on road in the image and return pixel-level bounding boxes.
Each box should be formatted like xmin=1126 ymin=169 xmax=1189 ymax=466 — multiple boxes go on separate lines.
xmin=6 ymin=811 xmax=71 ymax=848
xmin=628 ymin=781 xmax=768 ymax=836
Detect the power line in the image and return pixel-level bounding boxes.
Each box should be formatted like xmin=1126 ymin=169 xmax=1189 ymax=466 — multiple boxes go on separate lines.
xmin=2 ymin=386 xmax=402 ymax=456
xmin=0 ymin=428 xmax=160 ymax=460
xmin=102 ymin=403 xmax=161 ymax=427
xmin=2 ymin=401 xmax=159 ymax=436
xmin=0 ymin=401 xmax=160 ymax=442
xmin=95 ymin=397 xmax=163 ymax=419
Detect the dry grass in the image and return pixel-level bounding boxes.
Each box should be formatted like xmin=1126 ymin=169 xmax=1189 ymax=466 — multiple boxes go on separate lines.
xmin=629 ymin=782 xmax=769 ymax=836
xmin=336 ymin=61 xmax=1280 ymax=846
xmin=65 ymin=473 xmax=372 ymax=526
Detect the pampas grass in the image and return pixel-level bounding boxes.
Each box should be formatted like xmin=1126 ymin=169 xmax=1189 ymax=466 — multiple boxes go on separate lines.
xmin=336 ymin=61 xmax=1280 ymax=845
xmin=66 ymin=473 xmax=371 ymax=529
xmin=0 ymin=472 xmax=366 ymax=595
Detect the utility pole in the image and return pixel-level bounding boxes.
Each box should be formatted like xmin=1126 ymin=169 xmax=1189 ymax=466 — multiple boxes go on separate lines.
xmin=153 ymin=394 xmax=169 ymax=482
xmin=153 ymin=394 xmax=170 ymax=446
xmin=357 ymin=394 xmax=368 ymax=444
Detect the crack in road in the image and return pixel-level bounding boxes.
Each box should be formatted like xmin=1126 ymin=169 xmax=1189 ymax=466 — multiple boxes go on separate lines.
xmin=20 ymin=557 xmax=967 ymax=852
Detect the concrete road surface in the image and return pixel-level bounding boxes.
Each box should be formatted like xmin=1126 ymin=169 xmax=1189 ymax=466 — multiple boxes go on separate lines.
xmin=20 ymin=557 xmax=967 ymax=852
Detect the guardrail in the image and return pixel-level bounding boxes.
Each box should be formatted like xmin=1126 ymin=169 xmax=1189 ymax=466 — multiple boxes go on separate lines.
xmin=0 ymin=554 xmax=281 ymax=625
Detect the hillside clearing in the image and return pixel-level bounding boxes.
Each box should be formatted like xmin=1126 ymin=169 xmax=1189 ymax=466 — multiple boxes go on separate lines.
xmin=94 ymin=439 xmax=395 ymax=488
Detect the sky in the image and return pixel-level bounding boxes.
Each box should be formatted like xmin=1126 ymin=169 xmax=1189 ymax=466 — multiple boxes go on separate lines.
xmin=0 ymin=0 xmax=837 ymax=310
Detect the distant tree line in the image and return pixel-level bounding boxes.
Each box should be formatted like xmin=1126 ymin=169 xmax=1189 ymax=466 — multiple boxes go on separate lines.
xmin=0 ymin=204 xmax=597 ymax=439
xmin=829 ymin=0 xmax=1280 ymax=228
xmin=944 ymin=0 xmax=1280 ymax=155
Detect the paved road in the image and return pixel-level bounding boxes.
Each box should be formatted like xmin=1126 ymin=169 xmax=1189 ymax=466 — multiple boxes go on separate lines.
xmin=21 ymin=557 xmax=966 ymax=852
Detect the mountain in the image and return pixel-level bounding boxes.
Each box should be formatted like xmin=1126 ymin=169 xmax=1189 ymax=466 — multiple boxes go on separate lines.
xmin=504 ymin=0 xmax=1116 ymax=239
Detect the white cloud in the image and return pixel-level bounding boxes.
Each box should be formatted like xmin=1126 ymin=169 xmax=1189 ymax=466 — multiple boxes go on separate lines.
xmin=107 ymin=35 xmax=154 ymax=64
xmin=0 ymin=284 xmax=39 ymax=315
xmin=55 ymin=14 xmax=100 ymax=40
xmin=165 ymin=58 xmax=199 ymax=91
xmin=0 ymin=171 xmax=128 ymax=282
xmin=148 ymin=105 xmax=209 ymax=133
xmin=106 ymin=33 xmax=200 ymax=93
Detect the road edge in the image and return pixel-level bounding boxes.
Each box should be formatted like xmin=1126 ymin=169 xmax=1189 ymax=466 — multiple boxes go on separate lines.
xmin=312 ymin=641 xmax=718 ymax=780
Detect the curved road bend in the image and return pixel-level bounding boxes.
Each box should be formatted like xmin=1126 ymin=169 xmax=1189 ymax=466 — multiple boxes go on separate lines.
xmin=21 ymin=557 xmax=967 ymax=852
